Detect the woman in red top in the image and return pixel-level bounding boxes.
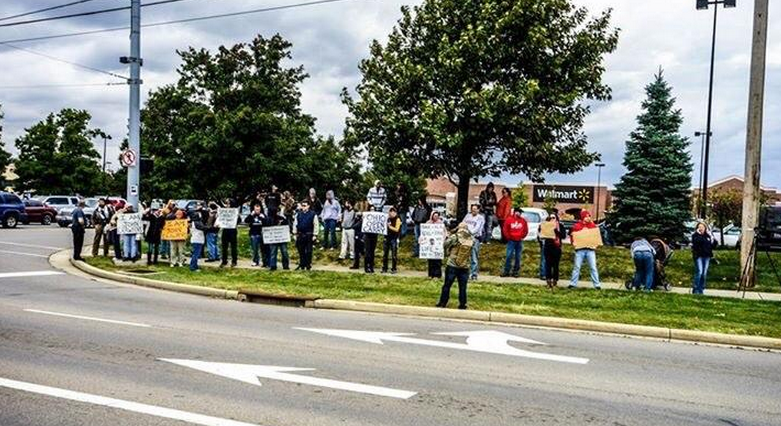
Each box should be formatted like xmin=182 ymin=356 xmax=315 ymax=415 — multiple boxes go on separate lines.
xmin=496 ymin=188 xmax=512 ymax=242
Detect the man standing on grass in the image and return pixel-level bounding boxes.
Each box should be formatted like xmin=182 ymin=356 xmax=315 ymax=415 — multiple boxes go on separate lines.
xmin=245 ymin=204 xmax=265 ymax=267
xmin=381 ymin=207 xmax=402 ymax=274
xmin=71 ymin=200 xmax=87 ymax=261
xmin=295 ymin=200 xmax=318 ymax=271
xmin=569 ymin=210 xmax=601 ymax=289
xmin=478 ymin=182 xmax=498 ymax=243
xmin=501 ymin=208 xmax=528 ymax=278
xmin=436 ymin=222 xmax=474 ymax=310
xmin=92 ymin=198 xmax=112 ymax=257
xmin=367 ymin=180 xmax=387 ymax=211
xmin=462 ymin=204 xmax=485 ymax=281
xmin=339 ymin=200 xmax=357 ymax=260
xmin=321 ymin=190 xmax=341 ymax=250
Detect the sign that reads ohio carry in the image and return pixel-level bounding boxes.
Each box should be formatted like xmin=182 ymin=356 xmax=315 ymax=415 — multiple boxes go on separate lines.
xmin=532 ymin=185 xmax=595 ymax=204
xmin=361 ymin=212 xmax=388 ymax=235
xmin=262 ymin=226 xmax=291 ymax=244
xmin=216 ymin=208 xmax=239 ymax=229
xmin=117 ymin=213 xmax=143 ymax=235
xmin=419 ymin=223 xmax=445 ymax=259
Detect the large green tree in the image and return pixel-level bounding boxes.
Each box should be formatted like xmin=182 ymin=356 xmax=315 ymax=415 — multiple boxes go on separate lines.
xmin=141 ymin=34 xmax=361 ymax=203
xmin=14 ymin=109 xmax=105 ymax=196
xmin=0 ymin=105 xmax=12 ymax=189
xmin=608 ymin=71 xmax=693 ymax=244
xmin=342 ymin=0 xmax=619 ymax=219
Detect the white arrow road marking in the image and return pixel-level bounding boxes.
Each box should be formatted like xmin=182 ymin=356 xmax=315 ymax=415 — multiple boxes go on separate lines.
xmin=0 ymin=250 xmax=51 ymax=258
xmin=160 ymin=359 xmax=417 ymax=400
xmin=0 ymin=377 xmax=263 ymax=426
xmin=0 ymin=270 xmax=64 ymax=278
xmin=24 ymin=309 xmax=151 ymax=328
xmin=296 ymin=328 xmax=589 ymax=365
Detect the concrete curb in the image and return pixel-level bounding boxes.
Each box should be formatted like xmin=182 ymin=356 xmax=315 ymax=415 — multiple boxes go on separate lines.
xmin=313 ymin=299 xmax=781 ymax=351
xmin=69 ymin=258 xmax=239 ymax=300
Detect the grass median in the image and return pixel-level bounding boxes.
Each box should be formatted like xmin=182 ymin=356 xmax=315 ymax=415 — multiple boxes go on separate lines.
xmin=86 ymin=256 xmax=781 ymax=339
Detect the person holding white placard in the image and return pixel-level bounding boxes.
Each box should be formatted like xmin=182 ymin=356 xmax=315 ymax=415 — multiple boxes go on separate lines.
xmin=423 ymin=211 xmax=447 ymax=279
xmin=267 ymin=209 xmax=290 ymax=271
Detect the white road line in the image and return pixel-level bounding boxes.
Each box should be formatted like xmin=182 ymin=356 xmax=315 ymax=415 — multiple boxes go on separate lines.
xmin=23 ymin=309 xmax=151 ymax=328
xmin=0 ymin=377 xmax=263 ymax=426
xmin=0 ymin=249 xmax=50 ymax=258
xmin=0 ymin=241 xmax=63 ymax=250
xmin=0 ymin=271 xmax=64 ymax=279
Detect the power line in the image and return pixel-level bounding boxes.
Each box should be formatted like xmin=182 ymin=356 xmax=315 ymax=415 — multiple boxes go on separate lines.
xmin=0 ymin=0 xmax=203 ymax=28
xmin=0 ymin=0 xmax=359 ymax=44
xmin=0 ymin=0 xmax=105 ymax=23
xmin=0 ymin=42 xmax=129 ymax=80
xmin=0 ymin=82 xmax=124 ymax=89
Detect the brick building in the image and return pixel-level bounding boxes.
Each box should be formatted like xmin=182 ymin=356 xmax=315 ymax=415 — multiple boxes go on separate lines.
xmin=693 ymin=175 xmax=781 ymax=205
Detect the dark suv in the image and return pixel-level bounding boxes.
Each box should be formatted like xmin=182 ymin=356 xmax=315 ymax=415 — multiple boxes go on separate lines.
xmin=757 ymin=206 xmax=781 ymax=252
xmin=23 ymin=198 xmax=58 ymax=225
xmin=0 ymin=192 xmax=28 ymax=228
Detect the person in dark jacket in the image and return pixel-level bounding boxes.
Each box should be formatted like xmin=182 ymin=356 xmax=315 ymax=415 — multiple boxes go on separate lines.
xmin=295 ymin=200 xmax=318 ymax=270
xmin=71 ymin=200 xmax=87 ymax=261
xmin=382 ymin=207 xmax=402 ymax=274
xmin=350 ymin=212 xmax=365 ymax=270
xmin=265 ymin=185 xmax=282 ymax=214
xmin=691 ymin=222 xmax=715 ymax=295
xmin=220 ymin=198 xmax=240 ymax=268
xmin=411 ymin=196 xmax=432 ymax=257
xmin=143 ymin=207 xmax=165 ymax=265
xmin=478 ymin=182 xmax=498 ymax=243
xmin=245 ymin=203 xmax=265 ymax=267
xmin=541 ymin=213 xmax=566 ymax=288
xmin=267 ymin=209 xmax=290 ymax=271
xmin=305 ymin=188 xmax=323 ymax=217
xmin=205 ymin=202 xmax=220 ymax=262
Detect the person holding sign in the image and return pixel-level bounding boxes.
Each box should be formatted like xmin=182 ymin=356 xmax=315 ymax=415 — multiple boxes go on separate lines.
xmin=119 ymin=205 xmax=140 ymax=262
xmin=295 ymin=200 xmax=319 ymax=271
xmin=381 ymin=207 xmax=402 ymax=274
xmin=219 ymin=199 xmax=240 ymax=268
xmin=421 ymin=211 xmax=447 ymax=279
xmin=569 ymin=210 xmax=601 ymax=289
xmin=540 ymin=213 xmax=566 ymax=288
xmin=500 ymin=208 xmax=528 ymax=278
xmin=266 ymin=209 xmax=290 ymax=271
xmin=361 ymin=206 xmax=385 ymax=274
xmin=244 ymin=204 xmax=266 ymax=267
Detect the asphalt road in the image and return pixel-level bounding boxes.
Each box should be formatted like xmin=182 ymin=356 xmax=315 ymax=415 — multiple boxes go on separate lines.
xmin=1 ymin=225 xmax=780 ymax=426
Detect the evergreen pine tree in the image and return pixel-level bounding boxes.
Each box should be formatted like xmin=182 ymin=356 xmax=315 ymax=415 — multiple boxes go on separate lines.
xmin=608 ymin=71 xmax=693 ymax=244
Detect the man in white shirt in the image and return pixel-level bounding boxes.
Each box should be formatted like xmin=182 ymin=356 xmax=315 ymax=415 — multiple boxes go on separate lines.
xmin=366 ymin=180 xmax=387 ymax=211
xmin=461 ymin=204 xmax=485 ymax=280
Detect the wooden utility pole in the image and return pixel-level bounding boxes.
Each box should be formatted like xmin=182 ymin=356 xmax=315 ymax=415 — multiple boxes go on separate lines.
xmin=739 ymin=0 xmax=770 ymax=287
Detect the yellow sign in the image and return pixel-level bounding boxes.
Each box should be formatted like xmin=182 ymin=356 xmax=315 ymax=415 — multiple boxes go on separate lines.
xmin=540 ymin=221 xmax=557 ymax=239
xmin=572 ymin=227 xmax=603 ymax=250
xmin=162 ymin=219 xmax=189 ymax=241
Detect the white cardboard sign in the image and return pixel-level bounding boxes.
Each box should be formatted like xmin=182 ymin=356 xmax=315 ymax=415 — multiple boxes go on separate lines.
xmin=117 ymin=213 xmax=143 ymax=235
xmin=216 ymin=208 xmax=239 ymax=229
xmin=361 ymin=212 xmax=388 ymax=235
xmin=262 ymin=226 xmax=291 ymax=244
xmin=419 ymin=223 xmax=445 ymax=260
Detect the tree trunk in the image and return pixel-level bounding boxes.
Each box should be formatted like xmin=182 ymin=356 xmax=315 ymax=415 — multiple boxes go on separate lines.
xmin=456 ymin=173 xmax=472 ymax=222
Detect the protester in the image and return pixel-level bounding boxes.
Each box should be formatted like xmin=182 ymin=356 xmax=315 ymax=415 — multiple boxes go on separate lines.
xmin=220 ymin=198 xmax=240 ymax=268
xmin=393 ymin=183 xmax=409 ymax=236
xmin=541 ymin=213 xmax=565 ymax=288
xmin=142 ymin=206 xmax=165 ymax=265
xmin=339 ymin=200 xmax=357 ymax=260
xmin=159 ymin=200 xmax=176 ymax=260
xmin=424 ymin=211 xmax=446 ymax=279
xmin=305 ymin=188 xmax=323 ymax=217
xmin=367 ymin=180 xmax=387 ymax=211
xmin=691 ymin=222 xmax=715 ymax=295
xmin=350 ymin=211 xmax=365 ymax=270
xmin=189 ymin=205 xmax=208 ymax=272
xmin=382 ymin=207 xmax=402 ymax=274
xmin=91 ymin=198 xmax=113 ymax=257
xmin=71 ymin=200 xmax=87 ymax=261
xmin=282 ymin=191 xmax=296 ymax=232
xmin=496 ymin=188 xmax=512 ymax=243
xmin=631 ymin=237 xmax=656 ymax=291
xmin=462 ymin=204 xmax=485 ymax=280
xmin=168 ymin=209 xmax=188 ymax=268
xmin=245 ymin=203 xmax=265 ymax=267
xmin=411 ymin=196 xmax=432 ymax=257
xmin=569 ymin=210 xmax=601 ymax=289
xmin=295 ymin=200 xmax=318 ymax=270
xmin=267 ymin=209 xmax=290 ymax=271
xmin=363 ymin=205 xmax=379 ymax=274
xmin=107 ymin=206 xmax=122 ymax=260
xmin=436 ymin=222 xmax=474 ymax=310
xmin=204 ymin=202 xmax=220 ymax=262
xmin=265 ymin=185 xmax=282 ymax=214
xmin=321 ymin=190 xmax=341 ymax=250
xmin=479 ymin=182 xmax=498 ymax=243
xmin=500 ymin=208 xmax=528 ymax=278
xmin=118 ymin=205 xmax=138 ymax=262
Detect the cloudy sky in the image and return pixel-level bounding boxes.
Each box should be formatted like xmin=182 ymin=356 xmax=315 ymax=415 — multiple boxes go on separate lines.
xmin=0 ymin=0 xmax=779 ymax=190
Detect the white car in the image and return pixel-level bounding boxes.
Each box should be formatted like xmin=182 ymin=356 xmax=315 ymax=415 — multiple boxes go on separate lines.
xmin=491 ymin=207 xmax=548 ymax=241
xmin=712 ymin=225 xmax=741 ymax=248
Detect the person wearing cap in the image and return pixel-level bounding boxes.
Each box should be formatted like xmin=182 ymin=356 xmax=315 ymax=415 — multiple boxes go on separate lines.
xmin=71 ymin=199 xmax=87 ymax=261
xmin=500 ymin=208 xmax=529 ymax=278
xmin=436 ymin=222 xmax=474 ymax=309
xmin=569 ymin=210 xmax=601 ymax=289
xmin=366 ymin=180 xmax=387 ymax=211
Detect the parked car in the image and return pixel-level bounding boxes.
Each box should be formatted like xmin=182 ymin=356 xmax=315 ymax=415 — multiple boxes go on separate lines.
xmin=57 ymin=198 xmax=99 ymax=228
xmin=0 ymin=191 xmax=28 ymax=228
xmin=758 ymin=206 xmax=781 ymax=252
xmin=23 ymin=198 xmax=58 ymax=225
xmin=35 ymin=195 xmax=80 ymax=213
xmin=712 ymin=225 xmax=741 ymax=249
xmin=520 ymin=207 xmax=549 ymax=242
xmin=176 ymin=199 xmax=205 ymax=215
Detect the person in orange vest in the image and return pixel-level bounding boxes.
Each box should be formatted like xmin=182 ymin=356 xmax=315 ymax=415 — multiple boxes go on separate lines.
xmin=501 ymin=208 xmax=529 ymax=277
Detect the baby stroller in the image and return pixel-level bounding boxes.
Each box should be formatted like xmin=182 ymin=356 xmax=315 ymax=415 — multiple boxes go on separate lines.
xmin=625 ymin=238 xmax=674 ymax=291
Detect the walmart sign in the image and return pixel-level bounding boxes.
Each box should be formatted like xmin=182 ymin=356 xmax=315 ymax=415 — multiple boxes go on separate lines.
xmin=532 ymin=185 xmax=594 ymax=204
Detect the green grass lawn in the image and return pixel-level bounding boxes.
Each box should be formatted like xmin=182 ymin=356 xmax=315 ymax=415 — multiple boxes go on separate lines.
xmin=87 ymin=256 xmax=781 ymax=339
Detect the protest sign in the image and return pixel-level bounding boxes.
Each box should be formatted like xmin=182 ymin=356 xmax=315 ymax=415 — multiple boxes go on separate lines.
xmin=161 ymin=219 xmax=189 ymax=241
xmin=540 ymin=222 xmax=557 ymax=239
xmin=263 ymin=226 xmax=291 ymax=244
xmin=117 ymin=213 xmax=143 ymax=235
xmin=216 ymin=208 xmax=239 ymax=229
xmin=572 ymin=227 xmax=603 ymax=250
xmin=419 ymin=223 xmax=445 ymax=259
xmin=361 ymin=211 xmax=388 ymax=235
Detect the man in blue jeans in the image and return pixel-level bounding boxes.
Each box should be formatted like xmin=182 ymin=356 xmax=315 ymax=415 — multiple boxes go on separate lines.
xmin=244 ymin=204 xmax=265 ymax=266
xmin=462 ymin=204 xmax=485 ymax=280
xmin=568 ymin=210 xmax=601 ymax=289
xmin=500 ymin=208 xmax=528 ymax=277
xmin=630 ymin=237 xmax=656 ymax=291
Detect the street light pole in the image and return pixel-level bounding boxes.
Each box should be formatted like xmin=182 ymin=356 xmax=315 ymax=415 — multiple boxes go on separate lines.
xmin=595 ymin=162 xmax=605 ymax=221
xmin=696 ymin=0 xmax=736 ymax=220
xmin=694 ymin=131 xmax=711 ymax=217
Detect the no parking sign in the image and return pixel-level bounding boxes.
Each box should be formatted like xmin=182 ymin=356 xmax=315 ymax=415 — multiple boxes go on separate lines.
xmin=120 ymin=149 xmax=137 ymax=167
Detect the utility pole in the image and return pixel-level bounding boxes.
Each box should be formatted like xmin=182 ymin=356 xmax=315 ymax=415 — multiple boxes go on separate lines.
xmin=123 ymin=0 xmax=142 ymax=209
xmin=102 ymin=135 xmax=111 ymax=174
xmin=739 ymin=0 xmax=769 ymax=288
xmin=595 ymin=163 xmax=605 ymax=221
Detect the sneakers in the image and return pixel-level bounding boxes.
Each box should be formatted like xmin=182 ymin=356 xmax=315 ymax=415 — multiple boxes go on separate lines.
xmin=251 ymin=262 xmax=259 ymax=267
xmin=499 ymin=272 xmax=509 ymax=278
xmin=567 ymin=284 xmax=577 ymax=289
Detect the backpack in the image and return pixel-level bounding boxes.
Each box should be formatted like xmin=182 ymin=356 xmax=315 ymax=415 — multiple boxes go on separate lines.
xmin=450 ymin=235 xmax=474 ymax=269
